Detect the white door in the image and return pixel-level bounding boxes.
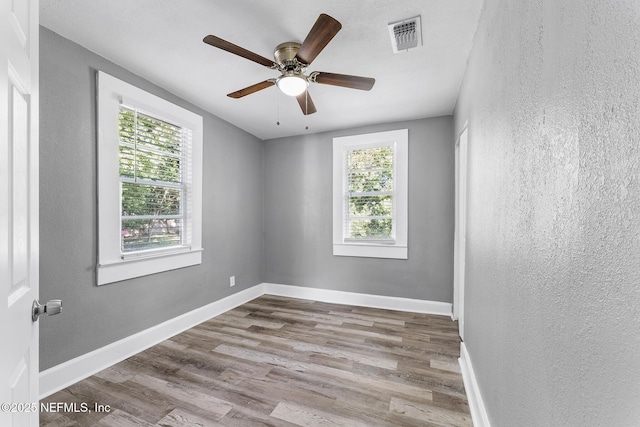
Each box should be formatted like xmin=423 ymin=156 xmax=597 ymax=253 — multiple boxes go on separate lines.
xmin=1 ymin=0 xmax=40 ymax=425
xmin=453 ymin=127 xmax=468 ymax=340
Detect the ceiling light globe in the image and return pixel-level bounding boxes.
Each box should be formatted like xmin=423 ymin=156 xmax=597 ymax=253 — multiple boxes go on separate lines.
xmin=276 ymin=75 xmax=308 ymax=97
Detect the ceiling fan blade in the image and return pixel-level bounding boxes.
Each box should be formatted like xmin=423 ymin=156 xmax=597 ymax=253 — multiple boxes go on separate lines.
xmin=203 ymin=35 xmax=276 ymax=68
xmin=227 ymin=80 xmax=275 ymax=98
xmin=313 ymin=72 xmax=375 ymax=91
xmin=296 ymin=91 xmax=317 ymax=115
xmin=295 ymin=14 xmax=342 ymax=65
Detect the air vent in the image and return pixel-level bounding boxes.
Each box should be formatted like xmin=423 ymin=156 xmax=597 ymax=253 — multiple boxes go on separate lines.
xmin=388 ymin=16 xmax=422 ymax=53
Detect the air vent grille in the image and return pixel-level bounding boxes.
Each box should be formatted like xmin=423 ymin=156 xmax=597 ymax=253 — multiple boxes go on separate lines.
xmin=388 ymin=16 xmax=422 ymax=53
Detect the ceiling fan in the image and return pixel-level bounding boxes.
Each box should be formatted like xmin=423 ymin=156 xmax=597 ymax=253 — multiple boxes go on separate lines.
xmin=203 ymin=13 xmax=375 ymax=115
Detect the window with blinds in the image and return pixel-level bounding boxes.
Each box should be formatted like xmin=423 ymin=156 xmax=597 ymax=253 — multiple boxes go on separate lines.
xmin=118 ymin=106 xmax=192 ymax=254
xmin=333 ymin=129 xmax=408 ymax=259
xmin=98 ymin=71 xmax=203 ymax=285
xmin=344 ymin=145 xmax=395 ymax=242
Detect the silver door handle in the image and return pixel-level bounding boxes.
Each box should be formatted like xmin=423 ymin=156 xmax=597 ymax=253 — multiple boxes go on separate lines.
xmin=32 ymin=299 xmax=62 ymax=322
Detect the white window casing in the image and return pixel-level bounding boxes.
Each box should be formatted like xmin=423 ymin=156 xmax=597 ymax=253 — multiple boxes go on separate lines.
xmin=333 ymin=129 xmax=408 ymax=259
xmin=97 ymin=71 xmax=203 ymax=285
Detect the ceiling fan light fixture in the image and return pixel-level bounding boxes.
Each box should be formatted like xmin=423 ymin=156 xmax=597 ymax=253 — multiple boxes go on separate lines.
xmin=276 ymin=75 xmax=308 ymax=96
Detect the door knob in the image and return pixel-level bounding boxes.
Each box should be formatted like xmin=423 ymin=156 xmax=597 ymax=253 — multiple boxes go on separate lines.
xmin=32 ymin=299 xmax=62 ymax=322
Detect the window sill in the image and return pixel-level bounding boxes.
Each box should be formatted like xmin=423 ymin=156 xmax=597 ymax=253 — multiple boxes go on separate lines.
xmin=344 ymin=238 xmax=396 ymax=245
xmin=97 ymin=248 xmax=202 ymax=285
xmin=120 ymin=245 xmax=194 ymax=261
xmin=333 ymin=243 xmax=407 ymax=259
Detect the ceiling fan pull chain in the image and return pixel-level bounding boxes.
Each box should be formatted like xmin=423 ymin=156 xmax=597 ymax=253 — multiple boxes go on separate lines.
xmin=276 ymin=86 xmax=280 ymax=126
xmin=305 ymin=91 xmax=309 ymax=130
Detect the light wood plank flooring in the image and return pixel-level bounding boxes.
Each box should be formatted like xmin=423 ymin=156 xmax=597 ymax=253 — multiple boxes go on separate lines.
xmin=40 ymin=295 xmax=472 ymax=426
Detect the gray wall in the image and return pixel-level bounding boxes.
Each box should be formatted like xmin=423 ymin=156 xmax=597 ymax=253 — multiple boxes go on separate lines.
xmin=454 ymin=0 xmax=640 ymax=425
xmin=263 ymin=117 xmax=454 ymax=302
xmin=39 ymin=27 xmax=265 ymax=370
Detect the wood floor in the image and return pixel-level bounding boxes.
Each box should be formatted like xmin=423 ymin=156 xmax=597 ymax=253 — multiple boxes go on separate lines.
xmin=40 ymin=295 xmax=473 ymax=427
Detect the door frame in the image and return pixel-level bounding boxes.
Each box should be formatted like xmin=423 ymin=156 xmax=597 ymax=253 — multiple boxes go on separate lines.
xmin=453 ymin=124 xmax=468 ymax=340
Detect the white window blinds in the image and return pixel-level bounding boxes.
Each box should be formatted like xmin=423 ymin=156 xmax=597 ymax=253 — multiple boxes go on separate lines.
xmin=118 ymin=105 xmax=193 ymax=254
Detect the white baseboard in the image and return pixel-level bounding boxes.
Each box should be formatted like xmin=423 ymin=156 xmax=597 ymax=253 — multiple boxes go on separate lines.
xmin=264 ymin=283 xmax=452 ymax=316
xmin=40 ymin=282 xmax=452 ymax=399
xmin=459 ymin=342 xmax=491 ymax=427
xmin=39 ymin=285 xmax=264 ymax=399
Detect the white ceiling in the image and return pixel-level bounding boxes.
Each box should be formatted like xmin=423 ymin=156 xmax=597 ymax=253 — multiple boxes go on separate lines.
xmin=40 ymin=0 xmax=482 ymax=140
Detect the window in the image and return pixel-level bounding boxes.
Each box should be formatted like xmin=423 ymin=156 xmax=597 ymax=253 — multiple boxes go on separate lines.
xmin=97 ymin=71 xmax=203 ymax=285
xmin=333 ymin=129 xmax=408 ymax=259
xmin=119 ymin=107 xmax=191 ymax=253
xmin=344 ymin=145 xmax=394 ymax=242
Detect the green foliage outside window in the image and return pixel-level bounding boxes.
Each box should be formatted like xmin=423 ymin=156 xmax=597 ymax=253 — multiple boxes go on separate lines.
xmin=347 ymin=146 xmax=394 ymax=239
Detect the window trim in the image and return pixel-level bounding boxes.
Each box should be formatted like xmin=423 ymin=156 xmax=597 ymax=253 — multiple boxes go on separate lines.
xmin=97 ymin=71 xmax=203 ymax=285
xmin=332 ymin=129 xmax=408 ymax=259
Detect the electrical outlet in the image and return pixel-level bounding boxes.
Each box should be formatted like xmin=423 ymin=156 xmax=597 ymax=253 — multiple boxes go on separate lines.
xmin=230 ymin=276 xmax=235 ymax=287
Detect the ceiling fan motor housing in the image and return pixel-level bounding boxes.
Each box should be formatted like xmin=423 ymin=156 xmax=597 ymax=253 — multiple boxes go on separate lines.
xmin=274 ymin=42 xmax=309 ymax=96
xmin=274 ymin=42 xmax=304 ymax=70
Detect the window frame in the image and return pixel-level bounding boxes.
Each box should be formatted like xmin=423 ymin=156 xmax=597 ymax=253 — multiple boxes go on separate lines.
xmin=332 ymin=129 xmax=408 ymax=259
xmin=97 ymin=71 xmax=203 ymax=285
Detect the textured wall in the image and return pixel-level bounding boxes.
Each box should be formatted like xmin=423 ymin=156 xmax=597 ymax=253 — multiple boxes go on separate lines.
xmin=39 ymin=27 xmax=265 ymax=370
xmin=264 ymin=117 xmax=454 ymax=302
xmin=454 ymin=0 xmax=640 ymax=425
